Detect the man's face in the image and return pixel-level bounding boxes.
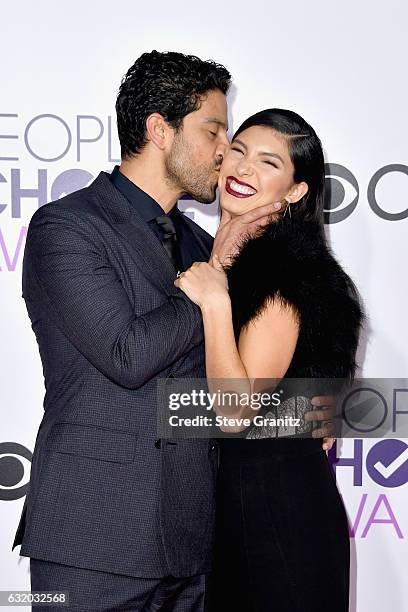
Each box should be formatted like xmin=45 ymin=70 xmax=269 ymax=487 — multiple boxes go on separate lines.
xmin=165 ymin=89 xmax=229 ymax=203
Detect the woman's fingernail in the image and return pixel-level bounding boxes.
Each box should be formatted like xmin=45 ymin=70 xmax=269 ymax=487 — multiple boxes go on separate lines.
xmin=274 ymin=202 xmax=282 ymax=210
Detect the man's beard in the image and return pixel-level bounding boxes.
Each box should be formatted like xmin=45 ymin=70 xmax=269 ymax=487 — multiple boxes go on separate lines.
xmin=165 ymin=132 xmax=221 ymax=204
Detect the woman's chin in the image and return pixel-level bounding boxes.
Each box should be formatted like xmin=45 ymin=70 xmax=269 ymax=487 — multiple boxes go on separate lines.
xmin=220 ymin=199 xmax=260 ymax=218
xmin=220 ymin=191 xmax=246 ymax=213
xmin=219 ymin=200 xmax=240 ymax=217
xmin=220 ymin=191 xmax=268 ymax=217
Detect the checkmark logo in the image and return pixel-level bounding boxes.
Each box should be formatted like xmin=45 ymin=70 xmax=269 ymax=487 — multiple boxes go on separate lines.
xmin=374 ymin=448 xmax=408 ymax=478
xmin=367 ymin=440 xmax=408 ymax=488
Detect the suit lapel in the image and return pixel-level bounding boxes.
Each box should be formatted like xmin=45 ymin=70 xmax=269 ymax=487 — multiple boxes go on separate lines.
xmin=92 ymin=172 xmax=179 ymax=295
xmin=175 ymin=211 xmax=213 ymax=261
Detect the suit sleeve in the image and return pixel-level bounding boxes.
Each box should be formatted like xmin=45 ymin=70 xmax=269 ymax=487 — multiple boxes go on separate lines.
xmin=24 ymin=205 xmax=204 ymax=389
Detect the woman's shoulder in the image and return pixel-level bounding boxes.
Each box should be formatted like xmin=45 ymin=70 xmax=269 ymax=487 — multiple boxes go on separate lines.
xmin=228 ymin=218 xmax=339 ymax=283
xmin=227 ymin=217 xmax=363 ymax=318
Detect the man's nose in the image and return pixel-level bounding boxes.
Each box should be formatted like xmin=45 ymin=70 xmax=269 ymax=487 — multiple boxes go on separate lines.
xmin=215 ymin=142 xmax=228 ymax=159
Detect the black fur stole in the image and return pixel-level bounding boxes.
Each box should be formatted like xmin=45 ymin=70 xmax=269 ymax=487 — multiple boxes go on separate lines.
xmin=226 ymin=216 xmax=364 ymax=381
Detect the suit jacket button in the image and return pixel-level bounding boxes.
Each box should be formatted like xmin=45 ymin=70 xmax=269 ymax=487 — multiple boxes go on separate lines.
xmin=154 ymin=439 xmax=161 ymax=449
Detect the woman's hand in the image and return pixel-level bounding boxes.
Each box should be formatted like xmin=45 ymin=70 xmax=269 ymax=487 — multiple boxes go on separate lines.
xmin=210 ymin=202 xmax=282 ymax=267
xmin=174 ymin=255 xmax=229 ymax=309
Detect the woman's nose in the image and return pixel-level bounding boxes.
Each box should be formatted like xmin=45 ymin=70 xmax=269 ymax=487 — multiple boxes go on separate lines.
xmin=236 ymin=160 xmax=253 ymax=177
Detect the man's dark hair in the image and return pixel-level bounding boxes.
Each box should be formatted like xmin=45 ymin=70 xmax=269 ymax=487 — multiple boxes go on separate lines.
xmin=116 ymin=50 xmax=231 ymax=158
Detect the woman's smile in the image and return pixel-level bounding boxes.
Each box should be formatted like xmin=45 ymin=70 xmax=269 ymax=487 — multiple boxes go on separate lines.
xmin=225 ymin=175 xmax=258 ymax=198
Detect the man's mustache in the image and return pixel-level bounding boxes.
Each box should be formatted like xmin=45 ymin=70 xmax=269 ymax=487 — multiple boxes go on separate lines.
xmin=214 ymin=154 xmax=223 ymax=170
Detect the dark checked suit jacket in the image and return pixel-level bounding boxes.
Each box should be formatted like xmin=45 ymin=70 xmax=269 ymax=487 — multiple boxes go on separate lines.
xmin=12 ymin=171 xmax=217 ymax=579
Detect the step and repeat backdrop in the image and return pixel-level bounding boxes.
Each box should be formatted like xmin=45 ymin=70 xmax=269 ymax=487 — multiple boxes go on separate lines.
xmin=1 ymin=1 xmax=407 ymax=610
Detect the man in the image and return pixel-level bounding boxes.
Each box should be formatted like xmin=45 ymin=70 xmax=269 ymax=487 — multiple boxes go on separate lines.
xmin=13 ymin=51 xmax=334 ymax=611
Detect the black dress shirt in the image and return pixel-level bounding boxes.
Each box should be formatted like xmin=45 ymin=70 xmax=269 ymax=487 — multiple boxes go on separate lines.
xmin=110 ymin=165 xmax=202 ymax=271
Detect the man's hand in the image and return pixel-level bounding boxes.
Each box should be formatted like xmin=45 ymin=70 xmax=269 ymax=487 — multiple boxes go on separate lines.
xmin=210 ymin=202 xmax=282 ymax=266
xmin=304 ymin=395 xmax=337 ymax=452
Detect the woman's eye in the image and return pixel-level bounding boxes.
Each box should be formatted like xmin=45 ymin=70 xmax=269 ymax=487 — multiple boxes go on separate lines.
xmin=209 ymin=131 xmax=217 ymax=137
xmin=263 ymin=160 xmax=278 ymax=168
xmin=231 ymin=147 xmax=244 ymax=154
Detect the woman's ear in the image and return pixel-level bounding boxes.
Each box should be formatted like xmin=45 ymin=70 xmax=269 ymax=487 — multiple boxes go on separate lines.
xmin=287 ymin=181 xmax=309 ymax=204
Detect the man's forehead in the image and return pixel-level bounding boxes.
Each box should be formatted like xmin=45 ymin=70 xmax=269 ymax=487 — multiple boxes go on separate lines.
xmin=198 ymin=91 xmax=227 ymax=117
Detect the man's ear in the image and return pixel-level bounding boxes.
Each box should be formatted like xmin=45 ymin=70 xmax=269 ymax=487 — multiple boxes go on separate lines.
xmin=287 ymin=181 xmax=309 ymax=204
xmin=145 ymin=113 xmax=171 ymax=150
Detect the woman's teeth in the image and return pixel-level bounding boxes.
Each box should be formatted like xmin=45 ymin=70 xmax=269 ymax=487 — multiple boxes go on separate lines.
xmin=229 ymin=179 xmax=257 ymax=195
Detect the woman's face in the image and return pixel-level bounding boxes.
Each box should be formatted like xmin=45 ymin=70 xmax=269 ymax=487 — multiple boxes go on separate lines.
xmin=219 ymin=125 xmax=307 ymax=216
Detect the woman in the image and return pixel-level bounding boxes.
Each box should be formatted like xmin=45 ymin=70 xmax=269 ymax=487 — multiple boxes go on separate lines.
xmin=174 ymin=109 xmax=363 ymax=612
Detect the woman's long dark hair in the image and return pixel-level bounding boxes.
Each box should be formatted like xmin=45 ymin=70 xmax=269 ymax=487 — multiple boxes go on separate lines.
xmin=233 ymin=109 xmax=325 ymax=232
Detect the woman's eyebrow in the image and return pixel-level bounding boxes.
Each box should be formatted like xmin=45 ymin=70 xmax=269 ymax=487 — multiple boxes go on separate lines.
xmin=260 ymin=151 xmax=284 ymax=163
xmin=233 ymin=138 xmax=284 ymax=164
xmin=233 ymin=138 xmax=247 ymax=149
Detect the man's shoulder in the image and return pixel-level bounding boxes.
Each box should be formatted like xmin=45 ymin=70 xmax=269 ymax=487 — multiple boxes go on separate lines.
xmin=29 ymin=174 xmax=106 ymax=227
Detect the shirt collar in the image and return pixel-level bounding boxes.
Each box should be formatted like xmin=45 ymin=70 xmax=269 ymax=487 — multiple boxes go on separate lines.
xmin=110 ymin=165 xmax=176 ymax=223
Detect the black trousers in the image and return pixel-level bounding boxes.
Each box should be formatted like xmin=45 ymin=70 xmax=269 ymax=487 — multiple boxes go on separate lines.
xmin=210 ymin=439 xmax=350 ymax=612
xmin=30 ymin=558 xmax=208 ymax=612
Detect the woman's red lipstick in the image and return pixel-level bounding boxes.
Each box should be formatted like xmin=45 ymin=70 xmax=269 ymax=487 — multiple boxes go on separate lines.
xmin=225 ymin=176 xmax=257 ymax=199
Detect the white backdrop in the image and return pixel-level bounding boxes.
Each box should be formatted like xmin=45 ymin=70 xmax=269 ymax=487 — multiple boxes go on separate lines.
xmin=1 ymin=1 xmax=407 ymax=610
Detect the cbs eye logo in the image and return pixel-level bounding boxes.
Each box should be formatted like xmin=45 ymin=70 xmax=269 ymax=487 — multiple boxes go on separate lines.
xmin=324 ymin=164 xmax=359 ymax=224
xmin=0 ymin=442 xmax=32 ymax=501
xmin=324 ymin=163 xmax=408 ymax=224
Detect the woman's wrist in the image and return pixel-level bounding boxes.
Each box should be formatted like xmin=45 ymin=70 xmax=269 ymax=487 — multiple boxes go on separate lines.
xmin=200 ymin=292 xmax=231 ymax=315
